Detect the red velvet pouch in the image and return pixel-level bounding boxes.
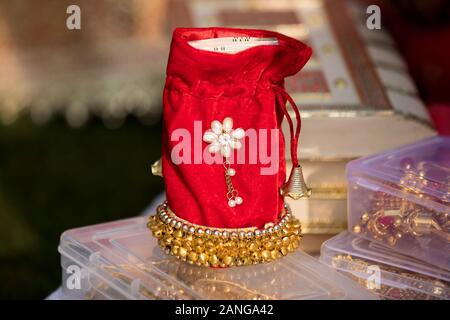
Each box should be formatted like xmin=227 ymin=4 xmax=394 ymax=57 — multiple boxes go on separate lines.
xmin=161 ymin=27 xmax=312 ymax=230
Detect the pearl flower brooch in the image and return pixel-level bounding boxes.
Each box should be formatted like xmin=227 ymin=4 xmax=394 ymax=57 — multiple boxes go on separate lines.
xmin=203 ymin=117 xmax=245 ymax=207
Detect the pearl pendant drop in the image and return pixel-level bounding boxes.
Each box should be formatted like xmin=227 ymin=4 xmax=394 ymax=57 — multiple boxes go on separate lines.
xmin=204 ymin=116 xmax=245 ymax=208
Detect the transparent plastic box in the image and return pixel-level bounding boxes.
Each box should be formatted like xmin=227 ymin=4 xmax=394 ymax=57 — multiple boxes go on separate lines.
xmin=320 ymin=232 xmax=450 ymax=300
xmin=346 ymin=136 xmax=450 ymax=270
xmin=58 ymin=217 xmax=376 ymax=300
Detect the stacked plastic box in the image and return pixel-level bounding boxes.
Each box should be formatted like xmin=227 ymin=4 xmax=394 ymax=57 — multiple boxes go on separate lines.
xmin=58 ymin=217 xmax=375 ymax=300
xmin=320 ymin=137 xmax=450 ymax=299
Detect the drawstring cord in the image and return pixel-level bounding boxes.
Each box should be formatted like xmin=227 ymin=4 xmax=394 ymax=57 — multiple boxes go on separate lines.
xmin=272 ymin=85 xmax=301 ymax=168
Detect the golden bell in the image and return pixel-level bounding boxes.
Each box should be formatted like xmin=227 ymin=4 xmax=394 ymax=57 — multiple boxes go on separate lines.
xmin=151 ymin=159 xmax=163 ymax=177
xmin=281 ymin=165 xmax=311 ymax=200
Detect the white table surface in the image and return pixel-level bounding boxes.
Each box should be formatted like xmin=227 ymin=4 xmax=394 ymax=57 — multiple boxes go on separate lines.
xmin=46 ymin=193 xmax=165 ymax=300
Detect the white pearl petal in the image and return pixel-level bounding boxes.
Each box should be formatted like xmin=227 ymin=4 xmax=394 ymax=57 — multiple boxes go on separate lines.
xmin=208 ymin=142 xmax=220 ymax=154
xmin=211 ymin=120 xmax=222 ymax=135
xmin=227 ymin=168 xmax=236 ymax=176
xmin=221 ymin=144 xmax=231 ymax=158
xmin=203 ymin=130 xmax=218 ymax=143
xmin=228 ymin=199 xmax=236 ymax=207
xmin=222 ymin=117 xmax=233 ymax=133
xmin=235 ymin=196 xmax=243 ymax=205
xmin=230 ymin=139 xmax=242 ymax=150
xmin=231 ymin=128 xmax=245 ymax=140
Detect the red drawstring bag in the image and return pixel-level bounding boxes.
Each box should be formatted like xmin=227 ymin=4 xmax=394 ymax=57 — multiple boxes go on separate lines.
xmin=149 ymin=27 xmax=312 ymax=267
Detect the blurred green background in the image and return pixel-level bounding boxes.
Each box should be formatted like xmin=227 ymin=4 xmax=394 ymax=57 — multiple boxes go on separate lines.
xmin=0 ymin=115 xmax=164 ymax=299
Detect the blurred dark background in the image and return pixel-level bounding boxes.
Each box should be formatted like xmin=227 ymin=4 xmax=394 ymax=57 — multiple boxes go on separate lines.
xmin=0 ymin=0 xmax=449 ymax=299
xmin=0 ymin=0 xmax=168 ymax=298
xmin=0 ymin=116 xmax=164 ymax=299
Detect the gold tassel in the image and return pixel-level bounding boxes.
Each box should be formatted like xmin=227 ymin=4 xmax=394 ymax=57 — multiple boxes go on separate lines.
xmin=281 ymin=165 xmax=311 ymax=200
xmin=151 ymin=159 xmax=163 ymax=177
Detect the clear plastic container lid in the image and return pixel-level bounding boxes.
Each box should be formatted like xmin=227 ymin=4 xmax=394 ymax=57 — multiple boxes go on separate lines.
xmin=346 ymin=136 xmax=450 ymax=270
xmin=58 ymin=217 xmax=375 ymax=300
xmin=347 ymin=136 xmax=450 ymax=212
xmin=320 ymin=232 xmax=450 ymax=300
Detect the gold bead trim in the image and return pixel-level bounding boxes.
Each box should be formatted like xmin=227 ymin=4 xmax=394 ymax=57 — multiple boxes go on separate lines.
xmin=156 ymin=201 xmax=293 ymax=238
xmin=147 ymin=202 xmax=302 ymax=267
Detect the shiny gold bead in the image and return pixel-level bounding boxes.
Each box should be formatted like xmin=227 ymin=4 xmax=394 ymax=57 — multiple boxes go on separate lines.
xmin=291 ymin=221 xmax=301 ymax=229
xmin=209 ymin=255 xmax=219 ymax=267
xmin=248 ymin=242 xmax=259 ymax=252
xmin=251 ymin=252 xmax=260 ymax=261
xmin=282 ymin=236 xmax=290 ymax=245
xmin=162 ymin=237 xmax=173 ymax=246
xmin=171 ymin=245 xmax=180 ymax=255
xmin=194 ymin=238 xmax=204 ymax=246
xmin=275 ymin=239 xmax=283 ymax=248
xmin=179 ymin=247 xmax=188 ymax=258
xmin=393 ymin=218 xmax=403 ymax=228
xmin=153 ymin=229 xmax=163 ymax=239
xmin=243 ymin=258 xmax=252 ymax=266
xmin=287 ymin=243 xmax=295 ymax=252
xmin=194 ymin=245 xmax=203 ymax=254
xmin=361 ymin=213 xmax=370 ymax=223
xmin=271 ymin=250 xmax=281 ymax=260
xmin=198 ymin=253 xmax=208 ymax=264
xmin=280 ymin=246 xmax=288 ymax=256
xmin=228 ymin=247 xmax=239 ymax=257
xmin=352 ymin=225 xmax=362 ymax=233
xmin=261 ymin=250 xmax=271 ymax=260
xmin=187 ymin=252 xmax=198 ymax=263
xmin=263 ymin=241 xmax=275 ymax=250
xmin=223 ymin=256 xmax=233 ymax=266
xmin=223 ymin=241 xmax=234 ymax=248
xmin=172 ymin=239 xmax=181 ymax=247
xmin=239 ymin=249 xmax=249 ymax=258
xmin=205 ymin=240 xmax=215 ymax=248
xmin=184 ymin=234 xmax=194 ymax=242
xmin=173 ymin=230 xmax=183 ymax=239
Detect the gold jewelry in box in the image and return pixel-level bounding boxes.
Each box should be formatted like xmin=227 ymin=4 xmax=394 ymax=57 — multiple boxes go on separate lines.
xmin=147 ymin=201 xmax=302 ymax=267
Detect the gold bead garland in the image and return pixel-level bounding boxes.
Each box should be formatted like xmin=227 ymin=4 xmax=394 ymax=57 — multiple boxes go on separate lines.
xmin=147 ymin=202 xmax=302 ymax=267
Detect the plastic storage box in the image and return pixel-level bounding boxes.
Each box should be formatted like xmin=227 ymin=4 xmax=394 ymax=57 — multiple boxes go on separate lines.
xmin=58 ymin=216 xmax=375 ymax=300
xmin=347 ymin=136 xmax=450 ymax=270
xmin=320 ymin=232 xmax=450 ymax=300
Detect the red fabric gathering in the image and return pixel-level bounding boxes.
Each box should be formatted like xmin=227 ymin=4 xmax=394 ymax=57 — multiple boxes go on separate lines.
xmin=161 ymin=27 xmax=312 ymax=229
